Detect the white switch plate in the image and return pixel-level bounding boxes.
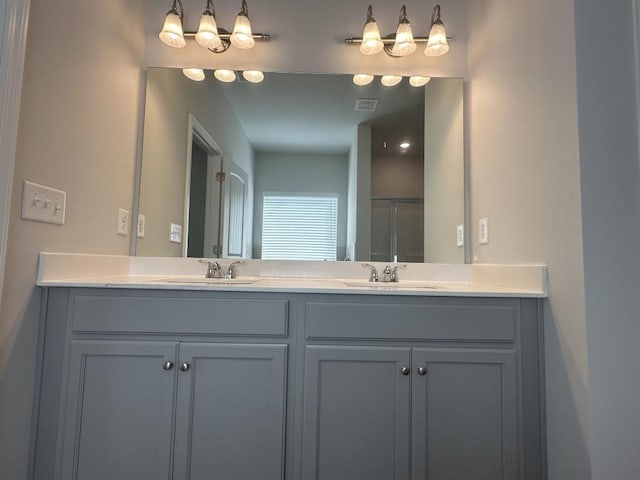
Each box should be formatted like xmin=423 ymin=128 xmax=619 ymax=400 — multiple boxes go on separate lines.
xmin=170 ymin=223 xmax=182 ymax=243
xmin=137 ymin=214 xmax=145 ymax=238
xmin=456 ymin=224 xmax=464 ymax=247
xmin=21 ymin=181 xmax=66 ymax=225
xmin=116 ymin=208 xmax=130 ymax=236
xmin=479 ymin=217 xmax=489 ymax=245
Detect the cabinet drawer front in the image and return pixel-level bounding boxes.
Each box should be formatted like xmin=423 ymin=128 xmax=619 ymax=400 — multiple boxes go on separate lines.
xmin=72 ymin=295 xmax=289 ymax=336
xmin=306 ymin=302 xmax=516 ymax=342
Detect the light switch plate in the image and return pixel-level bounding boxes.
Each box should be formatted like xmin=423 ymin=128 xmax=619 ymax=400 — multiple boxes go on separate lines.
xmin=137 ymin=214 xmax=145 ymax=238
xmin=116 ymin=208 xmax=130 ymax=236
xmin=456 ymin=224 xmax=464 ymax=247
xmin=21 ymin=181 xmax=66 ymax=225
xmin=479 ymin=217 xmax=489 ymax=245
xmin=170 ymin=223 xmax=182 ymax=243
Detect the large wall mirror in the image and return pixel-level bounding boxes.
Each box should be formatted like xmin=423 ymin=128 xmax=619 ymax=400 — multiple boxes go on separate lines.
xmin=135 ymin=67 xmax=465 ymax=263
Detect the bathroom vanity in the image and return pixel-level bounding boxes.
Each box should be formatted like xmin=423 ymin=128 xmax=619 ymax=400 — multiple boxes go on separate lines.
xmin=31 ymin=254 xmax=546 ymax=480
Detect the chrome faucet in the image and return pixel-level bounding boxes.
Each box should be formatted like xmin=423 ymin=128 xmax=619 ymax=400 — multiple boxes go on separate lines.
xmin=362 ymin=263 xmax=379 ymax=282
xmin=224 ymin=261 xmax=244 ymax=279
xmin=199 ymin=260 xmax=223 ymax=278
xmin=380 ymin=264 xmax=407 ymax=282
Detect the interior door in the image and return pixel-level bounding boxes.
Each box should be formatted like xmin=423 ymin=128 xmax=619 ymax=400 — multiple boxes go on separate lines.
xmin=221 ymin=160 xmax=249 ymax=258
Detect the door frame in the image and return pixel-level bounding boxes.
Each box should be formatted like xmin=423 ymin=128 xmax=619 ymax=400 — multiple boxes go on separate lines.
xmin=184 ymin=114 xmax=223 ymax=258
xmin=0 ymin=0 xmax=30 ymax=309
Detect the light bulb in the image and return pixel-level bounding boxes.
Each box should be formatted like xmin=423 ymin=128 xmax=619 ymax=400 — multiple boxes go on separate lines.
xmin=214 ymin=69 xmax=237 ymax=82
xmin=353 ymin=74 xmax=374 ymax=86
xmin=242 ymin=70 xmax=264 ymax=83
xmin=196 ymin=12 xmax=222 ymax=50
xmin=400 ymin=142 xmax=411 ymax=150
xmin=381 ymin=75 xmax=402 ymax=87
xmin=159 ymin=12 xmax=185 ymax=48
xmin=183 ymin=68 xmax=206 ymax=81
xmin=425 ymin=22 xmax=449 ymax=57
xmin=360 ymin=6 xmax=384 ymax=56
xmin=392 ymin=22 xmax=416 ymax=56
xmin=409 ymin=76 xmax=431 ymax=87
xmin=231 ymin=14 xmax=255 ymax=49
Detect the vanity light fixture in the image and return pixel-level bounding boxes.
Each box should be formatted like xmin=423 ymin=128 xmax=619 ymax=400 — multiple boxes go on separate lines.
xmin=160 ymin=0 xmax=269 ymax=54
xmin=409 ymin=75 xmax=431 ymax=87
xmin=182 ymin=68 xmax=206 ymax=81
xmin=353 ymin=74 xmax=375 ymax=86
xmin=381 ymin=75 xmax=402 ymax=87
xmin=214 ymin=69 xmax=237 ymax=82
xmin=345 ymin=4 xmax=451 ymax=59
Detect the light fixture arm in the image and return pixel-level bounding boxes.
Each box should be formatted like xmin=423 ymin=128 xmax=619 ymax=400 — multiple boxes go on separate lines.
xmin=168 ymin=0 xmax=184 ymax=20
xmin=365 ymin=5 xmax=375 ymax=25
xmin=398 ymin=5 xmax=409 ymax=24
xmin=204 ymin=0 xmax=216 ymax=17
xmin=430 ymin=4 xmax=443 ymax=27
xmin=239 ymin=0 xmax=249 ymax=17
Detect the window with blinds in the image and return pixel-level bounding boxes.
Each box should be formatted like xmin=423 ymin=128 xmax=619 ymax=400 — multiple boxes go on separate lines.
xmin=261 ymin=194 xmax=338 ymax=261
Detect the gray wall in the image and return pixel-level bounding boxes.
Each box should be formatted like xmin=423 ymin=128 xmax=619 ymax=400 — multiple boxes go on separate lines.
xmin=137 ymin=68 xmax=254 ymax=257
xmin=466 ymin=1 xmax=590 ymax=479
xmin=371 ymin=154 xmax=423 ymax=198
xmin=252 ymin=151 xmax=348 ymax=260
xmin=0 ymin=0 xmax=146 ymax=479
xmin=575 ymin=1 xmax=640 ymax=478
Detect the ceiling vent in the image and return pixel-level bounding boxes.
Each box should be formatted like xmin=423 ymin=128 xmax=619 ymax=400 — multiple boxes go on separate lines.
xmin=355 ymin=98 xmax=379 ymax=112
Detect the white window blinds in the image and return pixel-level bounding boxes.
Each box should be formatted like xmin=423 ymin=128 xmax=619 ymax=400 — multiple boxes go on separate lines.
xmin=262 ymin=194 xmax=338 ymax=261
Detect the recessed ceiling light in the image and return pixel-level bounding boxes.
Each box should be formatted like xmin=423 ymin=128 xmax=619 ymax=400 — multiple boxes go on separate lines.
xmin=400 ymin=142 xmax=411 ymax=149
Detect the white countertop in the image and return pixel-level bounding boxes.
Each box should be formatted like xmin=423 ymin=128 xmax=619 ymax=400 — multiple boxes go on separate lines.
xmin=36 ymin=254 xmax=548 ymax=298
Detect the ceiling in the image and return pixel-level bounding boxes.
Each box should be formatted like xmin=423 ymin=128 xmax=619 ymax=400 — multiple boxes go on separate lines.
xmin=216 ymin=71 xmax=425 ymax=155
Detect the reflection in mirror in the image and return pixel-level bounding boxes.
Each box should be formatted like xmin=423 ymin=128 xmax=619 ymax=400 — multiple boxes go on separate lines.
xmin=135 ymin=68 xmax=464 ymax=263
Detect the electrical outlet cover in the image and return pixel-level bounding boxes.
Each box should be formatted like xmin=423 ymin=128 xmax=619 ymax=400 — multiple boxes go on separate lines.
xmin=456 ymin=224 xmax=464 ymax=247
xmin=117 ymin=208 xmax=130 ymax=236
xmin=170 ymin=223 xmax=182 ymax=243
xmin=137 ymin=214 xmax=145 ymax=238
xmin=479 ymin=217 xmax=489 ymax=245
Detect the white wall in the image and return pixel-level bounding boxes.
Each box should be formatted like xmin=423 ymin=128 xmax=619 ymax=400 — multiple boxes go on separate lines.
xmin=354 ymin=124 xmax=371 ymax=261
xmin=0 ymin=0 xmax=146 ymax=479
xmin=137 ymin=68 xmax=254 ymax=257
xmin=575 ymin=1 xmax=640 ymax=479
xmin=252 ymin=151 xmax=349 ymax=260
xmin=466 ymin=1 xmax=590 ymax=479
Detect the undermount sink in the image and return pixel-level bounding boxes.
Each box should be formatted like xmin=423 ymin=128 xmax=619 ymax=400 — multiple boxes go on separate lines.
xmin=342 ymin=281 xmax=445 ymax=289
xmin=159 ymin=277 xmax=259 ymax=285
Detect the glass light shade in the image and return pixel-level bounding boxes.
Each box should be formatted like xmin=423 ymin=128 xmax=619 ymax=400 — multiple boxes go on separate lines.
xmin=242 ymin=70 xmax=264 ymax=83
xmin=214 ymin=69 xmax=237 ymax=82
xmin=425 ymin=22 xmax=450 ymax=57
xmin=381 ymin=75 xmax=402 ymax=87
xmin=360 ymin=21 xmax=384 ymax=55
xmin=391 ymin=22 xmax=416 ymax=56
xmin=196 ymin=13 xmax=222 ymax=50
xmin=409 ymin=76 xmax=431 ymax=87
xmin=183 ymin=68 xmax=206 ymax=81
xmin=353 ymin=74 xmax=374 ymax=86
xmin=231 ymin=15 xmax=255 ymax=49
xmin=159 ymin=12 xmax=186 ymax=48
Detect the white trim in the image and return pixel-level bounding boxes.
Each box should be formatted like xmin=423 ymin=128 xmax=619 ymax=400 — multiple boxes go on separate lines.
xmin=183 ymin=114 xmax=223 ymax=257
xmin=0 ymin=0 xmax=30 ymax=309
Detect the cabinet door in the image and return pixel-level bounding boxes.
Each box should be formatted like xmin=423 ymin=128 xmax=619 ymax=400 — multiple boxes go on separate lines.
xmin=173 ymin=343 xmax=287 ymax=480
xmin=302 ymin=345 xmax=412 ymax=480
xmin=411 ymin=348 xmax=518 ymax=480
xmin=60 ymin=340 xmax=177 ymax=480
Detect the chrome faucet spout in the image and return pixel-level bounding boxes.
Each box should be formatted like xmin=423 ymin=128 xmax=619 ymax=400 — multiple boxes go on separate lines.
xmin=199 ymin=259 xmax=223 ymax=278
xmin=362 ymin=263 xmax=379 ymax=282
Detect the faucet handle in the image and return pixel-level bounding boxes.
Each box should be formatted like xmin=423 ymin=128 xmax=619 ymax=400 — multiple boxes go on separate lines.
xmin=361 ymin=263 xmax=379 ymax=282
xmin=390 ymin=263 xmax=407 ymax=282
xmin=198 ymin=259 xmax=222 ymax=278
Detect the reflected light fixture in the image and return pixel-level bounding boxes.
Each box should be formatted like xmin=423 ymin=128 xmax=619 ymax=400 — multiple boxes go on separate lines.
xmin=425 ymin=4 xmax=449 ymax=57
xmin=409 ymin=75 xmax=431 ymax=87
xmin=400 ymin=142 xmax=411 ymax=150
xmin=381 ymin=75 xmax=402 ymax=87
xmin=160 ymin=0 xmax=269 ymax=54
xmin=391 ymin=5 xmax=417 ymax=57
xmin=345 ymin=4 xmax=451 ymax=59
xmin=231 ymin=0 xmax=256 ymax=49
xmin=214 ymin=69 xmax=237 ymax=82
xmin=159 ymin=0 xmax=186 ymax=48
xmin=360 ymin=6 xmax=384 ymax=55
xmin=242 ymin=70 xmax=265 ymax=83
xmin=353 ymin=74 xmax=374 ymax=86
xmin=182 ymin=68 xmax=206 ymax=81
xmin=196 ymin=0 xmax=222 ymax=50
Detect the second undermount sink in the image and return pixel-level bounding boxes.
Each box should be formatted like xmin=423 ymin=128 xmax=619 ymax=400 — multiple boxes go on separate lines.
xmin=159 ymin=277 xmax=259 ymax=285
xmin=343 ymin=280 xmax=445 ymax=289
